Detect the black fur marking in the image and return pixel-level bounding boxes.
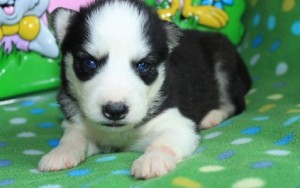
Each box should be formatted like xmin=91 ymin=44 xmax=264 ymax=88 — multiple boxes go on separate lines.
xmin=146 ymin=30 xmax=251 ymax=131
xmin=73 ymin=52 xmax=108 ymax=81
xmin=132 ymin=54 xmax=160 ymax=85
xmin=54 ymin=0 xmax=251 ymax=129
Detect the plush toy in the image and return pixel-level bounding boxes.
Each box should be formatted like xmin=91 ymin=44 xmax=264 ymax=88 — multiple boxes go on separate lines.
xmin=145 ymin=0 xmax=245 ymax=45
xmin=0 ymin=0 xmax=244 ymax=99
xmin=0 ymin=0 xmax=59 ymax=58
xmin=0 ymin=0 xmax=94 ymax=99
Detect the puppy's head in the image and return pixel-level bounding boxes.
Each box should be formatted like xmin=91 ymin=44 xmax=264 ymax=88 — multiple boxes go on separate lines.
xmin=52 ymin=0 xmax=181 ymax=131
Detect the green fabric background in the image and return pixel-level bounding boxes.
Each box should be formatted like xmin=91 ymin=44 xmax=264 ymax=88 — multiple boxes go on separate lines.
xmin=1 ymin=0 xmax=300 ymax=187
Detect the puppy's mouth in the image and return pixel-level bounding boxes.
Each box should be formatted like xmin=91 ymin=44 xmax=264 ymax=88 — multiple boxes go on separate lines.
xmin=102 ymin=122 xmax=126 ymax=128
xmin=1 ymin=0 xmax=15 ymax=15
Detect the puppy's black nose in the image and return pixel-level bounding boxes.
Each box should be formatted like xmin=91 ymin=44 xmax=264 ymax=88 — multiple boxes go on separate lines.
xmin=102 ymin=102 xmax=128 ymax=121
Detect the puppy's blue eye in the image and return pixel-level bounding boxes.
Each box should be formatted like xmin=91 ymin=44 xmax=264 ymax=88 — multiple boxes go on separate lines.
xmin=136 ymin=62 xmax=151 ymax=73
xmin=83 ymin=60 xmax=96 ymax=69
xmin=82 ymin=59 xmax=97 ymax=69
xmin=83 ymin=59 xmax=97 ymax=69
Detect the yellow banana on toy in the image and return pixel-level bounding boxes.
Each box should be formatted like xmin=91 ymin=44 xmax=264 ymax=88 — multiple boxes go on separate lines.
xmin=182 ymin=0 xmax=229 ymax=28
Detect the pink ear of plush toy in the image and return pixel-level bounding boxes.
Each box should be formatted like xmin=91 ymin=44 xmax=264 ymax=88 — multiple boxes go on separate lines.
xmin=48 ymin=0 xmax=95 ymax=13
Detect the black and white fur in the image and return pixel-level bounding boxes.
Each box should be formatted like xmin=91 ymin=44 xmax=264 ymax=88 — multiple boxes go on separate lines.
xmin=38 ymin=0 xmax=251 ymax=179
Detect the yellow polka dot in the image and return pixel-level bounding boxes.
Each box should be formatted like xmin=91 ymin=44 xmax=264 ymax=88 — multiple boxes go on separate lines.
xmin=232 ymin=177 xmax=265 ymax=188
xmin=267 ymin=94 xmax=283 ymax=100
xmin=259 ymin=104 xmax=276 ymax=112
xmin=199 ymin=165 xmax=225 ymax=173
xmin=287 ymin=109 xmax=300 ymax=113
xmin=172 ymin=177 xmax=202 ymax=188
xmin=282 ymin=0 xmax=295 ymax=12
xmin=250 ymin=0 xmax=258 ymax=6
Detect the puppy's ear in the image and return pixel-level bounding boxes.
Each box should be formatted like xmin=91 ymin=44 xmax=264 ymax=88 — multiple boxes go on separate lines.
xmin=51 ymin=8 xmax=76 ymax=44
xmin=164 ymin=22 xmax=182 ymax=52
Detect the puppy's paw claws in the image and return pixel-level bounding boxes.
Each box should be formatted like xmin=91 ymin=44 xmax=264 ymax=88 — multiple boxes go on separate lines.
xmin=131 ymin=150 xmax=176 ymax=179
xmin=38 ymin=146 xmax=85 ymax=172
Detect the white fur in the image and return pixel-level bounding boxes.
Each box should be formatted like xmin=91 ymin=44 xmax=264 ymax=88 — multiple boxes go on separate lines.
xmin=199 ymin=62 xmax=235 ymax=129
xmin=39 ymin=108 xmax=199 ymax=179
xmin=131 ymin=108 xmax=199 ymax=179
xmin=62 ymin=2 xmax=167 ymax=131
xmin=85 ymin=1 xmax=149 ymax=59
xmin=39 ymin=1 xmax=200 ymax=179
xmin=38 ymin=121 xmax=87 ymax=171
xmin=53 ymin=9 xmax=75 ymax=43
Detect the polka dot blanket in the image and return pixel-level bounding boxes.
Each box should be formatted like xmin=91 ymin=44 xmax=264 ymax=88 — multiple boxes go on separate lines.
xmin=1 ymin=0 xmax=299 ymax=187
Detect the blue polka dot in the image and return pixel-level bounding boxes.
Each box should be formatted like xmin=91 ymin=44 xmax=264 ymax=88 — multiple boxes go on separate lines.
xmin=49 ymin=102 xmax=60 ymax=108
xmin=252 ymin=13 xmax=261 ymax=26
xmin=217 ymin=150 xmax=235 ymax=160
xmin=241 ymin=126 xmax=261 ymax=135
xmin=30 ymin=108 xmax=45 ymax=115
xmin=291 ymin=21 xmax=300 ymax=35
xmin=252 ymin=116 xmax=270 ymax=121
xmin=217 ymin=120 xmax=233 ymax=128
xmin=0 ymin=179 xmax=15 ymax=186
xmin=0 ymin=142 xmax=6 ymax=148
xmin=283 ymin=116 xmax=300 ymax=126
xmin=48 ymin=139 xmax=60 ymax=148
xmin=111 ymin=169 xmax=131 ymax=175
xmin=273 ymin=82 xmax=286 ymax=88
xmin=21 ymin=100 xmax=36 ymax=107
xmin=193 ymin=146 xmax=206 ymax=155
xmin=252 ymin=35 xmax=263 ymax=48
xmin=0 ymin=159 xmax=12 ymax=167
xmin=270 ymin=39 xmax=280 ymax=52
xmin=68 ymin=169 xmax=91 ymax=177
xmin=38 ymin=122 xmax=55 ymax=128
xmin=96 ymin=155 xmax=117 ymax=163
xmin=252 ymin=161 xmax=274 ymax=169
xmin=267 ymin=15 xmax=276 ymax=30
xmin=276 ymin=133 xmax=294 ymax=146
xmin=251 ymin=75 xmax=260 ymax=82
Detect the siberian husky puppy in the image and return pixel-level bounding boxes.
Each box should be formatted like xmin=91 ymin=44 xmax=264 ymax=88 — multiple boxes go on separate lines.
xmin=38 ymin=0 xmax=251 ymax=179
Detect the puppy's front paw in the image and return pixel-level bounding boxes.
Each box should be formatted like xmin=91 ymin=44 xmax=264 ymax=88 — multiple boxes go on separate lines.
xmin=131 ymin=149 xmax=177 ymax=179
xmin=38 ymin=146 xmax=85 ymax=172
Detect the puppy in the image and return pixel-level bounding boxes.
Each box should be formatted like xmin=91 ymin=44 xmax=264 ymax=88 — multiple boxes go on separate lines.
xmin=38 ymin=0 xmax=251 ymax=179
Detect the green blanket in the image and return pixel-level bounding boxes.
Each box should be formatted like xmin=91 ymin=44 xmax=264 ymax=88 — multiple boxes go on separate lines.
xmin=1 ymin=1 xmax=300 ymax=187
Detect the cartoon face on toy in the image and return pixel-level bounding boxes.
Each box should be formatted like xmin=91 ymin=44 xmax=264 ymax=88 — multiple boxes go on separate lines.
xmin=0 ymin=0 xmax=59 ymax=58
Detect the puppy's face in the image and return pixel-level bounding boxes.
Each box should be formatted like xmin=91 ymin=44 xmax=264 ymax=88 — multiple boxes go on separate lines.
xmin=53 ymin=0 xmax=180 ymax=130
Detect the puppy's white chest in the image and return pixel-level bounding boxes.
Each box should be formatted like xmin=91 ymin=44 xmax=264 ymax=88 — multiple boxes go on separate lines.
xmin=85 ymin=123 xmax=140 ymax=151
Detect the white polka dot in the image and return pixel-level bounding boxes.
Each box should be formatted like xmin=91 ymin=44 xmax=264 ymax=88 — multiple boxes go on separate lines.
xmin=39 ymin=185 xmax=62 ymax=188
xmin=276 ymin=62 xmax=288 ymax=75
xmin=17 ymin=132 xmax=36 ymax=138
xmin=199 ymin=165 xmax=225 ymax=173
xmin=9 ymin=117 xmax=27 ymax=125
xmin=30 ymin=168 xmax=41 ymax=174
xmin=4 ymin=107 xmax=19 ymax=111
xmin=231 ymin=138 xmax=253 ymax=145
xmin=248 ymin=88 xmax=257 ymax=95
xmin=233 ymin=177 xmax=265 ymax=188
xmin=250 ymin=53 xmax=260 ymax=66
xmin=267 ymin=94 xmax=283 ymax=100
xmin=47 ymin=59 xmax=54 ymax=63
xmin=266 ymin=149 xmax=290 ymax=156
xmin=203 ymin=132 xmax=222 ymax=140
xmin=23 ymin=149 xmax=44 ymax=155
